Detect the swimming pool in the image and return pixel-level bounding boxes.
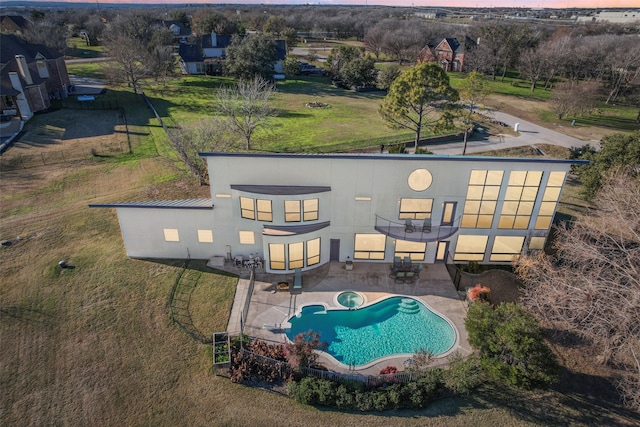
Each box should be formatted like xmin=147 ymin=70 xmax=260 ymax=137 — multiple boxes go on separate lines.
xmin=286 ymin=295 xmax=457 ymax=367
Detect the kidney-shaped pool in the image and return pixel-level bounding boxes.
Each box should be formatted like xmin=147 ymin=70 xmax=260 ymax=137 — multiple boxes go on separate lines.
xmin=286 ymin=295 xmax=457 ymax=367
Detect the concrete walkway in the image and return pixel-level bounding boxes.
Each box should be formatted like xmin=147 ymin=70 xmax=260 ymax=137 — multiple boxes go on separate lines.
xmin=229 ymin=261 xmax=471 ymax=376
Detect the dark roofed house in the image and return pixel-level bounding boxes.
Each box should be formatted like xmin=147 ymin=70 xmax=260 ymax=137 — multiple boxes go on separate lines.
xmin=418 ymin=37 xmax=476 ymax=72
xmin=179 ymin=33 xmax=287 ymax=77
xmin=0 ymin=15 xmax=30 ymax=35
xmin=162 ymin=20 xmax=192 ymax=43
xmin=0 ymin=34 xmax=71 ymax=121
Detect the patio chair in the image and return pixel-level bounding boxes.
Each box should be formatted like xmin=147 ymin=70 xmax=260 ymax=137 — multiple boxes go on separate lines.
xmin=404 ymin=271 xmax=416 ymax=284
xmin=394 ymin=271 xmax=406 ymax=284
xmin=293 ymin=268 xmax=303 ymax=290
xmin=403 ymin=256 xmax=412 ymax=269
xmin=404 ymin=219 xmax=415 ymax=233
xmin=422 ymin=218 xmax=432 ymax=233
xmin=391 ymin=256 xmax=402 ymax=272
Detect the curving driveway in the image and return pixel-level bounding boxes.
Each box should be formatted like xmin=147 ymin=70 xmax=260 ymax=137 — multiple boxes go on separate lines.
xmin=427 ymin=109 xmax=597 ymax=155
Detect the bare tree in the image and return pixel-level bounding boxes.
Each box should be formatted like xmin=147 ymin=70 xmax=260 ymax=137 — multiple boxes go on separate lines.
xmin=169 ymin=118 xmax=237 ymax=185
xmin=25 ymin=15 xmax=68 ymax=53
xmin=215 ymin=76 xmax=276 ymax=150
xmin=104 ymin=36 xmax=148 ymax=93
xmin=550 ymin=81 xmax=600 ymax=120
xmin=364 ymin=26 xmax=386 ymax=59
xmin=516 ymin=169 xmax=640 ymax=411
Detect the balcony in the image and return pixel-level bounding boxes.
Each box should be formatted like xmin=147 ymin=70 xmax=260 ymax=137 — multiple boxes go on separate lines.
xmin=374 ymin=215 xmax=459 ymax=243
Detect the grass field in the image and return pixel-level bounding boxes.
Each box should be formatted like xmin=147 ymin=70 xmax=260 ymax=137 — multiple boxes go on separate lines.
xmin=2 ymin=63 xmax=639 ymax=425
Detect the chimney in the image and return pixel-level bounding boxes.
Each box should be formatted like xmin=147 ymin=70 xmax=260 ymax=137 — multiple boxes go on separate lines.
xmin=15 ymin=55 xmax=33 ymax=85
xmin=211 ymin=32 xmax=217 ymax=47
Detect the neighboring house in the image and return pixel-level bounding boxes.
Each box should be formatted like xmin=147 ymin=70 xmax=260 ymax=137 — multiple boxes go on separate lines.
xmin=418 ymin=37 xmax=476 ymax=72
xmin=179 ymin=33 xmax=286 ymax=77
xmin=91 ymin=153 xmax=586 ymax=275
xmin=162 ymin=20 xmax=192 ymax=44
xmin=0 ymin=34 xmax=70 ymax=121
xmin=0 ymin=15 xmax=30 ymax=35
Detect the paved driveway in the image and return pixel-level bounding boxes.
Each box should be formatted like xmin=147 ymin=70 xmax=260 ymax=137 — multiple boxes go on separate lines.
xmin=427 ymin=109 xmax=596 ymax=155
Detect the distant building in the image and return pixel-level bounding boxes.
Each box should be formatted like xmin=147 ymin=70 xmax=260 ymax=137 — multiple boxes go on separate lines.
xmin=576 ymin=10 xmax=640 ymax=24
xmin=418 ymin=37 xmax=476 ymax=73
xmin=0 ymin=15 xmax=30 ymax=35
xmin=0 ymin=34 xmax=70 ymax=121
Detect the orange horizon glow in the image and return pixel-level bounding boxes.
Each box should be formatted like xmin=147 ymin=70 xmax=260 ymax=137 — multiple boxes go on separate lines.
xmin=6 ymin=0 xmax=640 ymax=9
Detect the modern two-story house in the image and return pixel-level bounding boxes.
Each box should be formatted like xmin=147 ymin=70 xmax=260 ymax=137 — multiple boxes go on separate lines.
xmin=91 ymin=153 xmax=586 ymax=274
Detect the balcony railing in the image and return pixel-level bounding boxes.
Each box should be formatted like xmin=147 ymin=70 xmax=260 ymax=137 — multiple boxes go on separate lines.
xmin=374 ymin=215 xmax=460 ymax=243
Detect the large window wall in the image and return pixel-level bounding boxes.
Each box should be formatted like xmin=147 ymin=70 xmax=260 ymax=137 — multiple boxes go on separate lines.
xmin=498 ymin=171 xmax=542 ymax=229
xmin=535 ymin=171 xmax=566 ymax=230
xmin=399 ymin=198 xmax=433 ymax=220
xmin=394 ymin=239 xmax=426 ymax=261
xmin=461 ymin=170 xmax=504 ymax=229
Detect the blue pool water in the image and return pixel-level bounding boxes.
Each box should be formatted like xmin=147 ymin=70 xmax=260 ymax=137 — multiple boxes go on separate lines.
xmin=286 ymin=296 xmax=456 ymax=366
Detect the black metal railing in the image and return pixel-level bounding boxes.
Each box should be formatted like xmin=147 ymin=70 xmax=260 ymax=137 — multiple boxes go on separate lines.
xmin=374 ymin=215 xmax=460 ymax=243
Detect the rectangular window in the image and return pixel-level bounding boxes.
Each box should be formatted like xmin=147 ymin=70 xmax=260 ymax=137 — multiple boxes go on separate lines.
xmin=399 ymin=198 xmax=433 ymax=220
xmin=498 ymin=171 xmax=542 ymax=229
xmin=307 ymin=238 xmax=320 ymax=266
xmin=454 ymin=235 xmax=488 ymax=261
xmin=240 ymin=197 xmax=272 ymax=222
xmin=436 ymin=241 xmax=448 ymax=261
xmin=288 ymin=242 xmax=304 ymax=269
xmin=303 ymin=198 xmax=319 ymax=221
xmin=257 ymin=199 xmax=272 ymax=222
xmin=535 ymin=171 xmax=566 ymax=230
xmin=240 ymin=197 xmax=255 ymax=220
xmin=354 ymin=233 xmax=386 ymax=260
xmin=269 ymin=243 xmax=285 ymax=270
xmin=238 ymin=230 xmax=254 ymax=244
xmin=442 ymin=202 xmax=456 ymax=226
xmin=197 ymin=229 xmax=213 ymax=243
xmin=490 ymin=236 xmax=525 ymax=262
xmin=163 ymin=228 xmax=179 ymax=242
xmin=285 ymin=200 xmax=301 ymax=222
xmin=462 ymin=170 xmax=503 ymax=229
xmin=395 ymin=239 xmax=426 ymax=261
xmin=528 ymin=236 xmax=546 ymax=251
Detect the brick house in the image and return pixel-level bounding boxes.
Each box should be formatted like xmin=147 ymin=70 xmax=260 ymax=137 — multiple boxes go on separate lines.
xmin=0 ymin=34 xmax=71 ymax=120
xmin=418 ymin=37 xmax=476 ymax=72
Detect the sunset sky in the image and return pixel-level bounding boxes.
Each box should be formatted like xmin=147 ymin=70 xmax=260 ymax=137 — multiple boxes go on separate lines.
xmin=7 ymin=0 xmax=640 ymax=9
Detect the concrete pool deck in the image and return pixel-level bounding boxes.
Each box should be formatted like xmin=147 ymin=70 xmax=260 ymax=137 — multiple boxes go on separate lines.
xmin=226 ymin=261 xmax=471 ymax=376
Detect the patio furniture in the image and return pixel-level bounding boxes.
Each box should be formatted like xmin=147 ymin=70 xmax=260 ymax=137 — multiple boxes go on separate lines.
xmin=403 ymin=256 xmax=412 ymax=269
xmin=293 ymin=268 xmax=303 ymax=290
xmin=394 ymin=271 xmax=406 ymax=284
xmin=234 ymin=255 xmax=243 ymax=268
xmin=404 ymin=219 xmax=415 ymax=233
xmin=422 ymin=218 xmax=432 ymax=233
xmin=404 ymin=271 xmax=416 ymax=284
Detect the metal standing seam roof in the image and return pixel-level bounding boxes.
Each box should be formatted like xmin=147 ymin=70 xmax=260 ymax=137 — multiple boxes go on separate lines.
xmin=230 ymin=184 xmax=331 ymax=195
xmin=200 ymin=152 xmax=590 ymax=165
xmin=88 ymin=199 xmax=214 ymax=210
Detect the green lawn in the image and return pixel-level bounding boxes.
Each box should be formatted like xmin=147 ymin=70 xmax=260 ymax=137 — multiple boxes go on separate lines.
xmin=144 ymin=75 xmax=414 ymax=152
xmin=66 ymin=37 xmax=105 ymax=59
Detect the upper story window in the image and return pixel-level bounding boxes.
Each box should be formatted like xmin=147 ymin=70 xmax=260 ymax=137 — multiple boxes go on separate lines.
xmin=534 ymin=171 xmax=566 ymax=230
xmin=498 ymin=171 xmax=542 ymax=229
xmin=240 ymin=197 xmax=272 ymax=222
xmin=461 ymin=170 xmax=504 ymax=229
xmin=285 ymin=198 xmax=319 ymax=222
xmin=399 ymin=198 xmax=433 ymax=220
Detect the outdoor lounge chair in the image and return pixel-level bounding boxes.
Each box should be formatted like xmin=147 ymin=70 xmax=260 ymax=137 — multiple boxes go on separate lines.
xmin=293 ymin=268 xmax=302 ymax=290
xmin=404 ymin=219 xmax=415 ymax=233
xmin=422 ymin=218 xmax=432 ymax=233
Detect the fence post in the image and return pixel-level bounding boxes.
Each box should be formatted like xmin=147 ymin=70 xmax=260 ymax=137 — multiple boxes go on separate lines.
xmin=41 ymin=152 xmax=46 ymax=165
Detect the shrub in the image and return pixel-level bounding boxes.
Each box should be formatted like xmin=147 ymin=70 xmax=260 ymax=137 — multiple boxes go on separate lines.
xmin=444 ymin=353 xmax=485 ymax=395
xmin=468 ymin=284 xmax=491 ymax=302
xmin=379 ymin=365 xmax=398 ymax=374
xmin=283 ymin=330 xmax=327 ymax=369
xmin=465 ymin=302 xmax=560 ymax=389
xmin=335 ymin=384 xmax=354 ymax=408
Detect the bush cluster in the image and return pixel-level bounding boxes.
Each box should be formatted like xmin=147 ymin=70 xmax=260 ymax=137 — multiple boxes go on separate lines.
xmin=287 ymin=359 xmax=486 ymax=412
